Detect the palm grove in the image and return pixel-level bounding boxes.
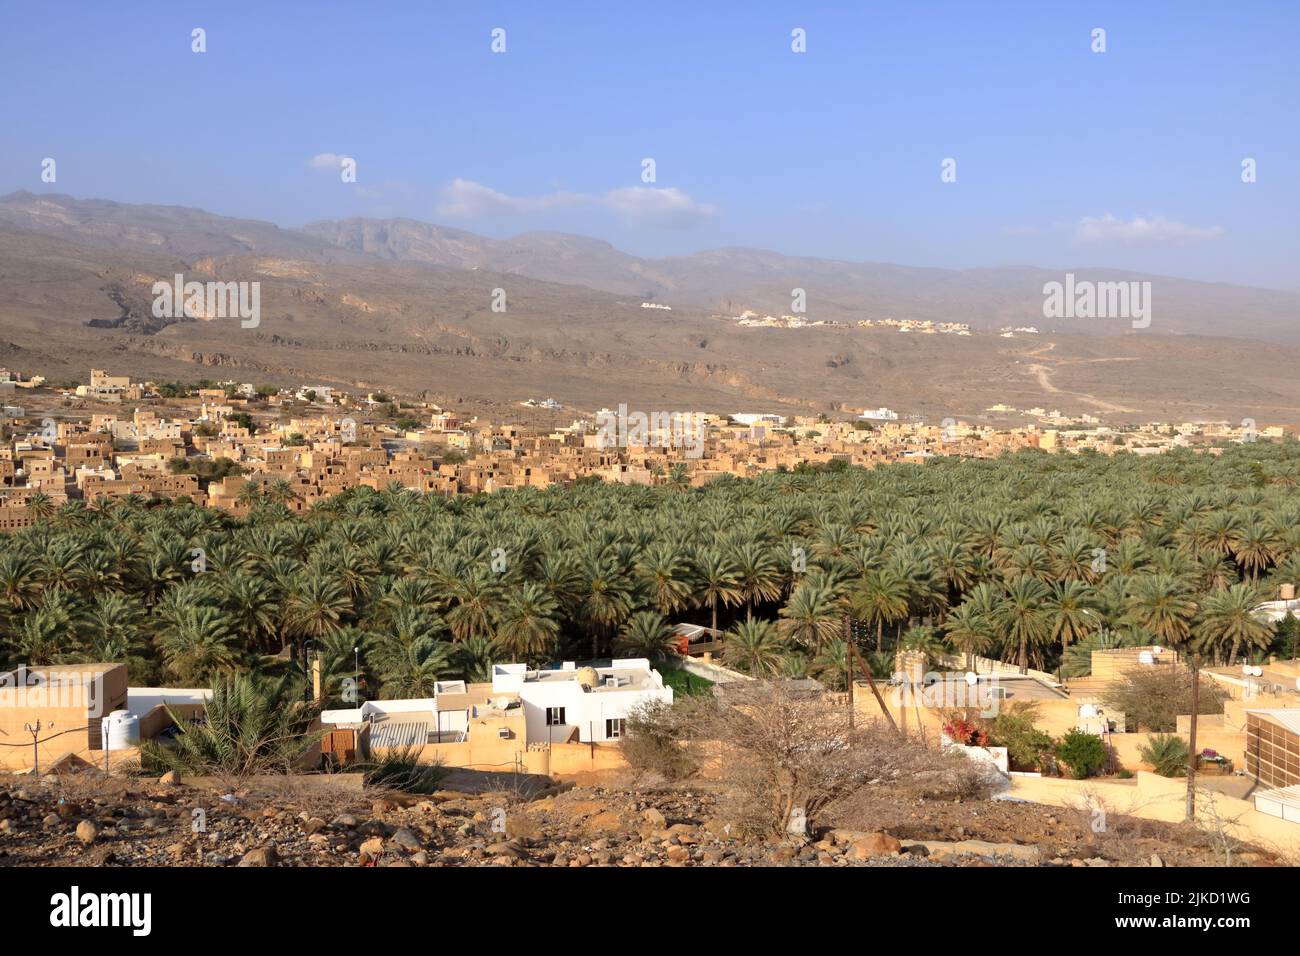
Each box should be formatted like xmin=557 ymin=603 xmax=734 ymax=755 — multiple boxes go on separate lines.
xmin=2 ymin=444 xmax=1298 ymax=707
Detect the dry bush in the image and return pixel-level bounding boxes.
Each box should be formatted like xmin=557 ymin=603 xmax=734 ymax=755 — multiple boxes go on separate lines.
xmin=230 ymin=776 xmax=375 ymax=820
xmin=688 ymin=682 xmax=1002 ymax=837
xmin=1102 ymin=666 xmax=1227 ymax=733
xmin=623 ymin=697 xmax=709 ymax=783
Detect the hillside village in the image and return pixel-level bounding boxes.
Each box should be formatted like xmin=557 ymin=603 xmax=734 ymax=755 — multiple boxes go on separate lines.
xmin=0 ymin=366 xmax=1282 ymax=531
xmin=0 ymin=365 xmax=1298 ymax=869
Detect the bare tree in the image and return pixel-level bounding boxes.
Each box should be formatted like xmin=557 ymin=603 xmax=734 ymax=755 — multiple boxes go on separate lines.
xmin=694 ymin=681 xmax=997 ymax=836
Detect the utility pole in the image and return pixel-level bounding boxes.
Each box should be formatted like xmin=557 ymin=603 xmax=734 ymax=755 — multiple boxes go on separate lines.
xmin=24 ymin=720 xmax=50 ymax=774
xmin=844 ymin=615 xmax=854 ymax=728
xmin=1185 ymin=652 xmax=1201 ymax=822
xmin=842 ymin=615 xmax=898 ymax=733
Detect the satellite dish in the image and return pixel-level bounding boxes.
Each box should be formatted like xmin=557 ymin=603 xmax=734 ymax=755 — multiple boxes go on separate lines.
xmin=1242 ymin=664 xmax=1253 ymax=675
xmin=1079 ymin=704 xmax=1097 ymax=718
xmin=964 ymin=672 xmax=978 ymax=686
xmin=1251 ymin=666 xmax=1264 ymax=678
xmin=1152 ymin=646 xmax=1164 ymax=654
xmin=1138 ymin=651 xmax=1155 ymax=665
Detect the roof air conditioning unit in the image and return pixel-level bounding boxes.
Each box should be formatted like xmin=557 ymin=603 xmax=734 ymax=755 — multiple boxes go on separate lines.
xmin=988 ymin=687 xmax=1008 ymax=700
xmin=497 ymin=727 xmax=510 ymax=738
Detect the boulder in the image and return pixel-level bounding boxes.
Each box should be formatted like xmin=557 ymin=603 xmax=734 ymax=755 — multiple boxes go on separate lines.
xmin=389 ymin=828 xmax=422 ymax=851
xmin=238 ymin=846 xmax=277 ymax=867
xmin=847 ymin=832 xmax=902 ymax=859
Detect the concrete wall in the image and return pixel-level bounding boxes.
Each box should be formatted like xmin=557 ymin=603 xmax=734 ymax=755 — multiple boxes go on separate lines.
xmin=668 ymin=657 xmax=752 ymax=684
xmin=0 ymin=665 xmax=128 ymax=770
xmin=1009 ymin=771 xmax=1300 ymax=857
xmin=936 ymin=653 xmax=1057 ymax=684
xmin=376 ymin=740 xmax=630 ymax=779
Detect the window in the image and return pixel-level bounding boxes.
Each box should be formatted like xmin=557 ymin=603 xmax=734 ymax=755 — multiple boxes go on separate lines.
xmin=546 ymin=707 xmax=566 ymax=726
xmin=605 ymin=718 xmax=625 ymax=739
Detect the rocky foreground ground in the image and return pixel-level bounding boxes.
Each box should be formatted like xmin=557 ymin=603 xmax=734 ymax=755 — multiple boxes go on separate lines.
xmin=0 ymin=773 xmax=1281 ymax=868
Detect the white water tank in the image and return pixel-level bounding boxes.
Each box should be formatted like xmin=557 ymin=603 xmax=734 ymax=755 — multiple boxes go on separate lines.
xmin=102 ymin=710 xmax=140 ymax=750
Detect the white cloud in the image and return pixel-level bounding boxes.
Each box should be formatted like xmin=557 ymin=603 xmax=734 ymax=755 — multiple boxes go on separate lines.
xmin=308 ymin=153 xmax=346 ymax=170
xmin=437 ymin=178 xmax=585 ymax=217
xmin=604 ymin=186 xmax=718 ymax=227
xmin=437 ymin=178 xmax=717 ymax=227
xmin=1076 ymin=214 xmax=1224 ymax=244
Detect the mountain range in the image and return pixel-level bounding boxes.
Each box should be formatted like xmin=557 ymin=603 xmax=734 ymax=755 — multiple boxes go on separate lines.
xmin=1 ymin=190 xmax=1298 ymax=424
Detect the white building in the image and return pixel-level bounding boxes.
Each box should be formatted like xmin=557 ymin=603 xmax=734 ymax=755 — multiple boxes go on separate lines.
xmin=492 ymin=659 xmax=673 ymax=744
xmin=320 ymin=659 xmax=673 ymax=747
xmin=731 ymin=413 xmax=784 ymax=427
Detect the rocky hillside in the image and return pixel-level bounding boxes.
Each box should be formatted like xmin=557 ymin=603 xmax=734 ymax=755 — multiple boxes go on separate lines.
xmin=0 ymin=773 xmax=1275 ymax=868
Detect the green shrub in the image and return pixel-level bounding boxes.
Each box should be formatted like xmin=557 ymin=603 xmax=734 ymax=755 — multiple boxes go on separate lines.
xmin=986 ymin=703 xmax=1055 ymax=771
xmin=140 ymin=674 xmax=321 ymax=778
xmin=1055 ymin=730 xmax=1108 ymax=779
xmin=356 ymin=745 xmax=448 ymax=794
xmin=1138 ymin=733 xmax=1189 ymax=777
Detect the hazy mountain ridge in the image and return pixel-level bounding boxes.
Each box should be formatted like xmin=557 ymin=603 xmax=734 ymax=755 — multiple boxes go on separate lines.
xmin=2 ymin=192 xmax=1300 ymax=424
xmin=4 ymin=192 xmax=1296 ymax=342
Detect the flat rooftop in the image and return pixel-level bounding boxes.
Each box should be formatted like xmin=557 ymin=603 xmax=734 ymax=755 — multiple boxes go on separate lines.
xmin=526 ymin=667 xmax=658 ymax=692
xmin=903 ymin=673 xmax=1070 ymax=705
xmin=126 ymin=687 xmax=211 ymax=718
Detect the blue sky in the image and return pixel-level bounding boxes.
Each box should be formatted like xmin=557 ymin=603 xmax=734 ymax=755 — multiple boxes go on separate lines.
xmin=1 ymin=1 xmax=1296 ymax=287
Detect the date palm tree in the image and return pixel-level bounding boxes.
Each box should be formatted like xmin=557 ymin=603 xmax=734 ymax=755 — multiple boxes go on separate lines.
xmin=493 ymin=582 xmax=561 ymax=663
xmin=0 ymin=551 xmax=41 ymax=611
xmin=1124 ymin=574 xmax=1196 ymax=647
xmin=1043 ymin=579 xmax=1103 ymax=651
xmin=372 ymin=608 xmax=452 ymax=697
xmin=731 ymin=541 xmax=784 ymax=620
xmin=943 ymin=599 xmax=994 ymax=671
xmin=221 ymin=571 xmax=280 ymax=652
xmin=158 ymin=604 xmax=243 ymax=685
xmin=995 ymin=576 xmax=1052 ymax=674
xmin=635 ymin=542 xmax=694 ymax=617
xmin=849 ymin=568 xmax=909 ymax=649
xmin=1194 ymin=582 xmax=1271 ymax=666
xmin=776 ymin=580 xmax=841 ymax=652
xmin=283 ymin=574 xmax=350 ymax=666
xmin=23 ymin=492 xmax=57 ymax=520
xmin=693 ymin=547 xmax=743 ymax=634
xmin=615 ymin=610 xmax=678 ymax=660
xmin=723 ymin=618 xmax=786 ymax=677
xmin=575 ymin=555 xmax=635 ymax=659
